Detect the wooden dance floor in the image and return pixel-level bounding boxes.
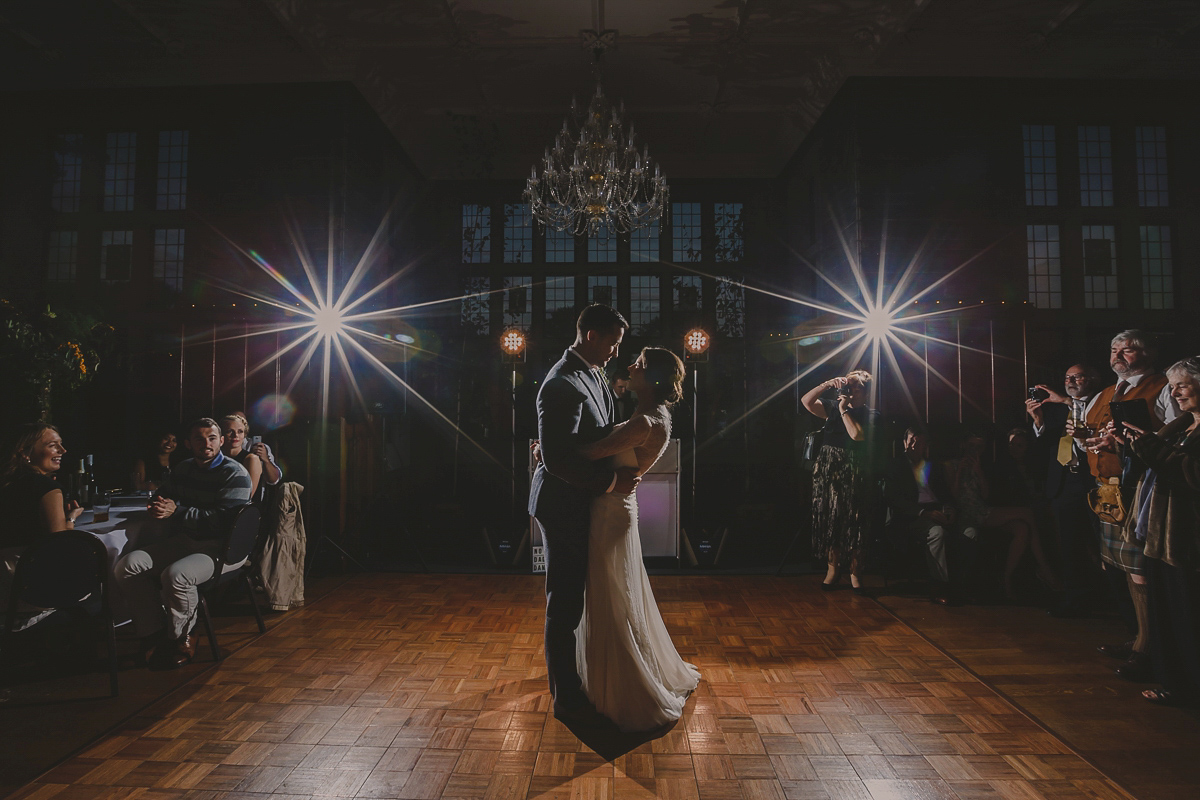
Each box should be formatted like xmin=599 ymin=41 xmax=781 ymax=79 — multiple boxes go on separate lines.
xmin=13 ymin=574 xmax=1133 ymax=800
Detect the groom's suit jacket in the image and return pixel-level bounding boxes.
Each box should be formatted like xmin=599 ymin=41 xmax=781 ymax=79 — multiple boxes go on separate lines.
xmin=528 ymin=349 xmax=616 ymax=520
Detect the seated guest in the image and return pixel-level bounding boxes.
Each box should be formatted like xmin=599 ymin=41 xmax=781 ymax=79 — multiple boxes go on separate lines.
xmin=222 ymin=412 xmax=282 ymax=499
xmin=884 ymin=427 xmax=976 ymax=604
xmin=131 ymin=427 xmax=178 ymax=492
xmin=220 ymin=413 xmax=263 ymax=500
xmin=947 ymin=429 xmax=1058 ymax=600
xmin=0 ymin=423 xmax=84 ymax=631
xmin=1108 ymin=356 xmax=1200 ymax=706
xmin=113 ymin=417 xmax=252 ymax=668
xmin=992 ymin=428 xmax=1045 ymax=507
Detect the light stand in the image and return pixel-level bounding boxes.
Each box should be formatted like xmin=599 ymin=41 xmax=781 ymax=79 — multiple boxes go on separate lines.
xmin=683 ymin=328 xmax=710 ymax=563
xmin=500 ymin=329 xmax=528 ymax=514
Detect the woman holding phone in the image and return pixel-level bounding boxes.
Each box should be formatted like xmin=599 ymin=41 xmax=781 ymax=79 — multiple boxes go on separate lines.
xmin=801 ymin=370 xmax=880 ymax=593
xmin=1102 ymin=356 xmax=1200 ymax=706
xmin=220 ymin=413 xmax=265 ymax=502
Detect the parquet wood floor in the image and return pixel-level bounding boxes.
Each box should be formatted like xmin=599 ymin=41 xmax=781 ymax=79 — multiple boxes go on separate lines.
xmin=9 ymin=575 xmax=1136 ymax=800
xmin=874 ymin=591 xmax=1200 ymax=800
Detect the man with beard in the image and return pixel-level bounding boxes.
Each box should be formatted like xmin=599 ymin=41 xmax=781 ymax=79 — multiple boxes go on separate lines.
xmin=1028 ymin=364 xmax=1105 ymax=618
xmin=1073 ymin=331 xmax=1178 ymax=681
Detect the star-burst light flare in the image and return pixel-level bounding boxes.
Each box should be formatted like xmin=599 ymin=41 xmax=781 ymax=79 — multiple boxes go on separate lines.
xmin=203 ymin=212 xmax=511 ymax=470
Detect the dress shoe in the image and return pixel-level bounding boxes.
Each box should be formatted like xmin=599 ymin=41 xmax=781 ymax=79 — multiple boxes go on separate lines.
xmin=152 ymin=632 xmax=196 ymax=670
xmin=1097 ymin=640 xmax=1135 ymax=660
xmin=1115 ymin=651 xmax=1152 ymax=682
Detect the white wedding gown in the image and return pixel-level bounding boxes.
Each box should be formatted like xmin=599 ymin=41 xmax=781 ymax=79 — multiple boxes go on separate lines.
xmin=575 ymin=442 xmax=700 ymax=732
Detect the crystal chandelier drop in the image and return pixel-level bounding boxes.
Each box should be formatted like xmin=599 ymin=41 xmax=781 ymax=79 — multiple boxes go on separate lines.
xmin=524 ymin=84 xmax=669 ymax=236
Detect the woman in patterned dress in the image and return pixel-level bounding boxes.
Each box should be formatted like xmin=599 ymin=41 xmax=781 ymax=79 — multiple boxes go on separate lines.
xmin=801 ymin=370 xmax=880 ymax=592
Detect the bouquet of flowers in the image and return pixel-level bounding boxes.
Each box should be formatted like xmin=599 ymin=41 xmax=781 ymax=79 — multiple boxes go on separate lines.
xmin=0 ymin=298 xmax=111 ymax=420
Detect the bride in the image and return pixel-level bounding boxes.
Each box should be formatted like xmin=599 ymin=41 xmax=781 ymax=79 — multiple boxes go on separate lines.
xmin=575 ymin=346 xmax=701 ymax=731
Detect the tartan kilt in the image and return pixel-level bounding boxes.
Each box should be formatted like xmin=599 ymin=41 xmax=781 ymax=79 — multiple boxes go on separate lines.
xmin=1097 ymin=517 xmax=1145 ymax=575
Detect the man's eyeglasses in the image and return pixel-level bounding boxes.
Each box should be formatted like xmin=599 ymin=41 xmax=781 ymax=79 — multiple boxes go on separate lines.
xmin=1064 ymin=375 xmax=1089 ymax=382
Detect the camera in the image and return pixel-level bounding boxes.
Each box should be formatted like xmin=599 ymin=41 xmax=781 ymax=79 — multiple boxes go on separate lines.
xmin=837 ymin=385 xmax=852 ymax=398
xmin=1028 ymin=387 xmax=1049 ymax=402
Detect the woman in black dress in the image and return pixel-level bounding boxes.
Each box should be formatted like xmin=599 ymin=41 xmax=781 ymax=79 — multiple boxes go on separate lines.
xmin=801 ymin=370 xmax=879 ymax=591
xmin=0 ymin=422 xmax=84 ymax=630
xmin=132 ymin=427 xmax=178 ymax=491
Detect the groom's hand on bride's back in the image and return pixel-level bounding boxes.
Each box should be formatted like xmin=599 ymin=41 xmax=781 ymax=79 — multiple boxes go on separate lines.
xmin=530 ymin=440 xmax=543 ymax=465
xmin=614 ymin=466 xmax=641 ymax=494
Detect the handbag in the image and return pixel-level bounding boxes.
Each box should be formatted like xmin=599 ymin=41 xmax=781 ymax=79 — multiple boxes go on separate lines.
xmin=1089 ymin=477 xmax=1128 ymax=525
xmin=802 ymin=430 xmax=823 ymax=462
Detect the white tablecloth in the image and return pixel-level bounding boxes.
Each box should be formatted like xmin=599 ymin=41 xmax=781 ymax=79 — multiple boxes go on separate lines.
xmin=75 ymin=502 xmax=155 ymax=565
xmin=75 ymin=502 xmax=159 ymax=627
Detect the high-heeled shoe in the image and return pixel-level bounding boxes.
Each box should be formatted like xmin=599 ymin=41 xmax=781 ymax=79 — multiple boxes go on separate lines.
xmin=850 ymin=576 xmax=866 ymax=596
xmin=821 ymin=576 xmax=841 ymax=591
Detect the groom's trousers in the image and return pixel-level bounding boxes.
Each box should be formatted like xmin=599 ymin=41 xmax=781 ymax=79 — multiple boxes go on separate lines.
xmin=538 ymin=501 xmax=591 ymax=712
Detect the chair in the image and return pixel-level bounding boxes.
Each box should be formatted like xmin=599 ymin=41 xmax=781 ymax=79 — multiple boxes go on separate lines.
xmin=3 ymin=531 xmax=119 ymax=696
xmin=195 ymin=504 xmax=266 ymax=661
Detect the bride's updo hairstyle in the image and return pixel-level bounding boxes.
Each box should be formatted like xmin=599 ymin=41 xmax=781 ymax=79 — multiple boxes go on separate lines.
xmin=641 ymin=347 xmax=686 ymax=406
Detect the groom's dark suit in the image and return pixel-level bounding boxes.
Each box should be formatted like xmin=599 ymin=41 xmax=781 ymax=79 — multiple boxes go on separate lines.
xmin=529 ymin=348 xmax=616 ymax=713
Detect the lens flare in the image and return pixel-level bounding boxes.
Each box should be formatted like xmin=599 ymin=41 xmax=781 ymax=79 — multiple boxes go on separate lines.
xmin=199 ymin=205 xmax=508 ymax=471
xmin=312 ymin=306 xmax=345 ymax=339
xmin=680 ymin=201 xmax=1011 ymax=451
xmin=862 ymin=306 xmax=896 ymax=341
xmin=252 ymin=394 xmax=297 ymax=431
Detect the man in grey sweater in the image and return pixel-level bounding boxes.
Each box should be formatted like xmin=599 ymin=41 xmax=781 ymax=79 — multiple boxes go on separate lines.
xmin=114 ymin=417 xmax=252 ymax=668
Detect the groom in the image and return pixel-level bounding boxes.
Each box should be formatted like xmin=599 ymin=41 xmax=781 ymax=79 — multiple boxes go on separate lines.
xmin=529 ymin=304 xmax=640 ymax=721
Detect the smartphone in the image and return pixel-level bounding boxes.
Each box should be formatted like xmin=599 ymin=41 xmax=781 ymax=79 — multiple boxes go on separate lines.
xmin=1109 ymin=400 xmax=1154 ymax=433
xmin=249 ymin=435 xmax=262 ymax=447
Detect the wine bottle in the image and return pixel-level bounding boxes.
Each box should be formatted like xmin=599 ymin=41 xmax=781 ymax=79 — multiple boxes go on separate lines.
xmin=84 ymin=454 xmax=100 ymax=508
xmin=76 ymin=458 xmax=89 ymax=506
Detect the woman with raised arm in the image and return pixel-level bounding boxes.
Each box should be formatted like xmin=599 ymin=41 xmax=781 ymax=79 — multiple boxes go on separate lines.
xmin=801 ymin=370 xmax=879 ymax=593
xmin=220 ymin=413 xmax=264 ymax=501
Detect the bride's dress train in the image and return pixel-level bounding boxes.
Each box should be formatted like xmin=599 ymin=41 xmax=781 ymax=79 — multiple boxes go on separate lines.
xmin=576 ymin=451 xmax=700 ymax=732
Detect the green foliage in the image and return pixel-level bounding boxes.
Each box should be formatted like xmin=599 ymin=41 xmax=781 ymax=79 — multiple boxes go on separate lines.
xmin=0 ymin=298 xmax=112 ymax=421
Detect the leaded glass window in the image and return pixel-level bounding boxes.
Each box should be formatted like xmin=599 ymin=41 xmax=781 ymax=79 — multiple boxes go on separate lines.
xmin=462 ymin=204 xmax=491 ymax=263
xmin=714 ymin=203 xmax=744 ymax=262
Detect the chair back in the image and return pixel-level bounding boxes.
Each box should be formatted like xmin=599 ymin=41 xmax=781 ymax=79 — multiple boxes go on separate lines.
xmin=218 ymin=504 xmax=262 ymax=575
xmin=10 ymin=530 xmax=107 ymax=610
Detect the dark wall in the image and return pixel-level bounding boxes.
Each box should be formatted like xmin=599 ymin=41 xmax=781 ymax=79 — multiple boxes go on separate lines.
xmin=784 ymin=77 xmax=1200 ymax=441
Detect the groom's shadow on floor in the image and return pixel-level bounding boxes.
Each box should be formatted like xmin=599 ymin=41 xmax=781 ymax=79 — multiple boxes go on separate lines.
xmin=558 ymin=710 xmax=680 ymax=761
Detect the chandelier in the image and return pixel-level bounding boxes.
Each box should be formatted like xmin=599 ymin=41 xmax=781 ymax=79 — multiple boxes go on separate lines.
xmin=524 ymin=84 xmax=669 ymax=237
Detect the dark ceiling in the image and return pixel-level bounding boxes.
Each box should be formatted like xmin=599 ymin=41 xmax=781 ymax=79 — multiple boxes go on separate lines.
xmin=3 ymin=0 xmax=1199 ymax=179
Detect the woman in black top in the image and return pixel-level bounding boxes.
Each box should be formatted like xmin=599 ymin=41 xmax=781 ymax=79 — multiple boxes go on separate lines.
xmin=801 ymin=370 xmax=880 ymax=592
xmin=132 ymin=427 xmax=178 ymax=491
xmin=0 ymin=423 xmax=82 ymax=546
xmin=0 ymin=423 xmax=83 ymax=630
